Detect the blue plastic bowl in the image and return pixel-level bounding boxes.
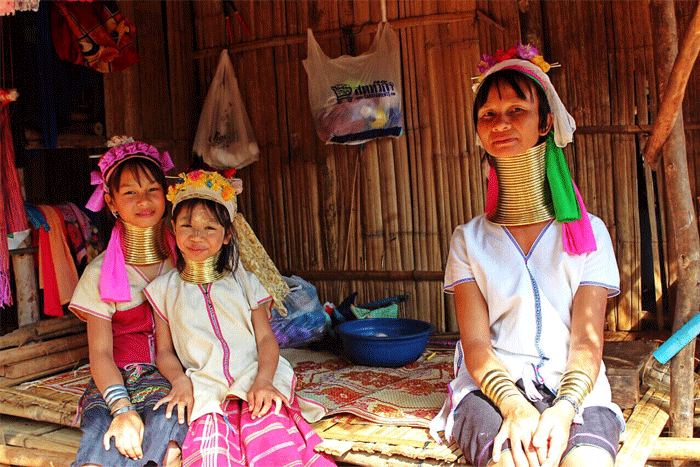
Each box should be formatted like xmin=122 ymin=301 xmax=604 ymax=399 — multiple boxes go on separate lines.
xmin=336 ymin=318 xmax=435 ymax=367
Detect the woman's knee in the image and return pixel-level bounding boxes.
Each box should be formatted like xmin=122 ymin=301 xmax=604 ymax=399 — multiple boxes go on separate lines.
xmin=162 ymin=440 xmax=182 ymax=467
xmin=561 ymin=444 xmax=614 ymax=467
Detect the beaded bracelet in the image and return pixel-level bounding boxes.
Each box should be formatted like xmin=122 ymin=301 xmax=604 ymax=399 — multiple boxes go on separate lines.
xmin=111 ymin=405 xmax=136 ymax=417
xmin=553 ymin=393 xmax=580 ymax=413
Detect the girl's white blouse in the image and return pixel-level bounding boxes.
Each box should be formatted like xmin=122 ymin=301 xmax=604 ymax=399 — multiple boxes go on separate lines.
xmin=145 ymin=262 xmax=326 ymax=423
xmin=429 ymin=214 xmax=625 ymax=442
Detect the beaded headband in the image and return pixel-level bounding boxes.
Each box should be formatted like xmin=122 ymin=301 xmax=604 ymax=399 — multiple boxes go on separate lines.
xmin=86 ymin=136 xmax=174 ymax=212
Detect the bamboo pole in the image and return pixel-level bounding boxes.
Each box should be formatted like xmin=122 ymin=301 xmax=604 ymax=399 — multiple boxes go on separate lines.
xmin=0 ymin=445 xmax=73 ymax=467
xmin=650 ymin=437 xmax=700 ymax=461
xmin=0 ymin=333 xmax=87 ymax=366
xmin=650 ymin=0 xmax=700 ymax=456
xmin=0 ymin=346 xmax=89 ymax=379
xmin=643 ymin=0 xmax=700 ymax=168
xmin=0 ymin=315 xmax=85 ymax=350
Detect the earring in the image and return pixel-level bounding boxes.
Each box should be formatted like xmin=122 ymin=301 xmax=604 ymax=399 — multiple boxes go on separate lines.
xmin=112 ymin=211 xmax=119 ymax=218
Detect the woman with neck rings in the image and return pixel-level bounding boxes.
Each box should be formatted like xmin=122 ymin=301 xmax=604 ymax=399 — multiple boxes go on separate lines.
xmin=429 ymin=46 xmax=625 ymax=467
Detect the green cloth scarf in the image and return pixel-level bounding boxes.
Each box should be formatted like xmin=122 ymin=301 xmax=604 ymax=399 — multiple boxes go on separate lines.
xmin=546 ymin=133 xmax=581 ymax=222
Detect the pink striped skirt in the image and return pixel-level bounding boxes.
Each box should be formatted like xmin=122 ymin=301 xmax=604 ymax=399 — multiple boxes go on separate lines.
xmin=182 ymin=398 xmax=336 ymax=467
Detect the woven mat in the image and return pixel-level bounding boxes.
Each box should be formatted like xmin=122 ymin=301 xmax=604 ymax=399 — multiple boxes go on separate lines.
xmin=283 ymin=348 xmax=454 ymax=428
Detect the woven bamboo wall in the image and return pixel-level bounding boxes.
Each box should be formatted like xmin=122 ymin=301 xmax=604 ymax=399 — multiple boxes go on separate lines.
xmin=105 ymin=0 xmax=700 ymax=333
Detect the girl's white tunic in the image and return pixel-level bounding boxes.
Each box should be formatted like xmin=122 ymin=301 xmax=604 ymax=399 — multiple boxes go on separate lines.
xmin=145 ymin=262 xmax=326 ymax=423
xmin=429 ymin=213 xmax=625 ymax=442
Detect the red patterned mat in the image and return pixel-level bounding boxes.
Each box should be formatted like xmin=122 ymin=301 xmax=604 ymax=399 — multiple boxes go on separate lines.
xmin=283 ymin=348 xmax=453 ymax=428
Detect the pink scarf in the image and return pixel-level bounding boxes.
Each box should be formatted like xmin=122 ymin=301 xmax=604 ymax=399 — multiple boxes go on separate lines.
xmin=99 ymin=222 xmax=176 ymax=302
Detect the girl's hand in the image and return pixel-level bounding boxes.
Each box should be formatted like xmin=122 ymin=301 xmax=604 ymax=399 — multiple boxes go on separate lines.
xmin=532 ymin=401 xmax=576 ymax=467
xmin=247 ymin=379 xmax=289 ymax=419
xmin=493 ymin=395 xmax=542 ymax=467
xmin=154 ymin=375 xmax=194 ymax=425
xmin=103 ymin=409 xmax=144 ymax=461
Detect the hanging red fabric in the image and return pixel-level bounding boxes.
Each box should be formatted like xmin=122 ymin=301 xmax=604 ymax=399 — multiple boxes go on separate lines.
xmin=0 ymin=89 xmax=29 ymax=307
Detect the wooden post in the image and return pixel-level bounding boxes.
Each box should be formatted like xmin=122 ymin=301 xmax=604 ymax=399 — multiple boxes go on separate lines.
xmin=649 ymin=1 xmax=700 ymax=461
xmin=518 ymin=0 xmax=544 ymax=51
xmin=10 ymin=236 xmax=39 ymax=327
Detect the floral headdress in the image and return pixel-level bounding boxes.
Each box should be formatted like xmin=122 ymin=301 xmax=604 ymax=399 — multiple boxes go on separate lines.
xmin=168 ymin=170 xmax=242 ymax=221
xmin=476 ymin=44 xmax=553 ymax=83
xmin=169 ymin=170 xmax=290 ymax=313
xmin=86 ymin=136 xmax=174 ymax=212
xmin=475 ymin=45 xmax=596 ymax=255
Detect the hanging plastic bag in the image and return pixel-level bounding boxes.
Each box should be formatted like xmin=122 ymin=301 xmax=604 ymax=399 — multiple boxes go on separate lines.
xmin=270 ymin=276 xmax=331 ymax=348
xmin=303 ymin=22 xmax=403 ymax=145
xmin=193 ymin=49 xmax=259 ymax=169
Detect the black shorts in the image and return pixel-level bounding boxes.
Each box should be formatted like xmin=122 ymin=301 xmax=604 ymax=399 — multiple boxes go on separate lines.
xmin=451 ymin=380 xmax=621 ymax=467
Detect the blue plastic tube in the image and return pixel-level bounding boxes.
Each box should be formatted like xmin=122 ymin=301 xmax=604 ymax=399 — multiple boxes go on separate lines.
xmin=653 ymin=311 xmax=700 ymax=364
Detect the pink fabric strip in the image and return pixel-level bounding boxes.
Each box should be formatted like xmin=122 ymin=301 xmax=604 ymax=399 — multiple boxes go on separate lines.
xmin=562 ymin=182 xmax=597 ymax=254
xmin=485 ymin=166 xmax=498 ymax=214
xmin=100 ymin=222 xmax=132 ymax=302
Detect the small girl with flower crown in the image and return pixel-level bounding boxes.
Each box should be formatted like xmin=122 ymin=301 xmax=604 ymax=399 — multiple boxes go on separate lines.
xmin=69 ymin=138 xmax=187 ymax=467
xmin=429 ymin=45 xmax=624 ymax=467
xmin=144 ymin=170 xmax=335 ymax=467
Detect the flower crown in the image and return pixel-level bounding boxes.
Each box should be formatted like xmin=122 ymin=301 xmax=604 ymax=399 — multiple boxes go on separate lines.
xmin=476 ymin=43 xmax=555 ymax=83
xmin=167 ymin=170 xmax=237 ymax=203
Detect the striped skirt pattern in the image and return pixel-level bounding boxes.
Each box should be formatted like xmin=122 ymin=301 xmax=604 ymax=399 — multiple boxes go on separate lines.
xmin=182 ymin=398 xmax=336 ymax=467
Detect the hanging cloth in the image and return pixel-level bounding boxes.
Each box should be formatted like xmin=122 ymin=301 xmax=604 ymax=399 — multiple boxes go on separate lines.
xmin=52 ymin=0 xmax=139 ymax=73
xmin=0 ymin=89 xmax=29 ymax=307
xmin=0 ymin=1 xmax=15 ymax=16
xmin=37 ymin=205 xmax=79 ymax=312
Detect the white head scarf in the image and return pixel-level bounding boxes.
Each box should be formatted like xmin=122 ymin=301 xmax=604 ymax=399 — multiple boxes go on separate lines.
xmin=473 ymin=58 xmax=576 ymax=148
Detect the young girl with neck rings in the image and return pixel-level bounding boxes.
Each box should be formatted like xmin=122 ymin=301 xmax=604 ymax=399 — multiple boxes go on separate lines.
xmin=69 ymin=139 xmax=188 ymax=467
xmin=144 ymin=170 xmax=335 ymax=467
xmin=429 ymin=46 xmax=624 ymax=467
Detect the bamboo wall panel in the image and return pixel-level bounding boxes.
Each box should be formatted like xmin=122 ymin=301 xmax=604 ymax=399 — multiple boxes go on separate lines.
xmin=102 ymin=0 xmax=700 ymax=332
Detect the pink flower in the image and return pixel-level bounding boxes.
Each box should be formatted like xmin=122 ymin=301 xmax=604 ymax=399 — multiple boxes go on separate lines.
xmin=189 ymin=170 xmax=204 ymax=180
xmin=517 ymin=43 xmax=539 ymax=59
xmin=477 ymin=54 xmax=496 ymax=73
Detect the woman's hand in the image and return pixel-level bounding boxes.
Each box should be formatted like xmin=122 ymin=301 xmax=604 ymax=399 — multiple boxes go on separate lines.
xmin=154 ymin=374 xmax=194 ymax=425
xmin=247 ymin=378 xmax=289 ymax=419
xmin=532 ymin=400 xmax=576 ymax=467
xmin=103 ymin=408 xmax=144 ymax=460
xmin=493 ymin=395 xmax=543 ymax=467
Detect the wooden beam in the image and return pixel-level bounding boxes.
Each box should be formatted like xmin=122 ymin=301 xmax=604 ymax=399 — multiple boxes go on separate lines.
xmin=643 ymin=0 xmax=700 ymax=167
xmin=278 ymin=269 xmax=444 ymax=281
xmin=193 ymin=11 xmax=479 ymax=59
